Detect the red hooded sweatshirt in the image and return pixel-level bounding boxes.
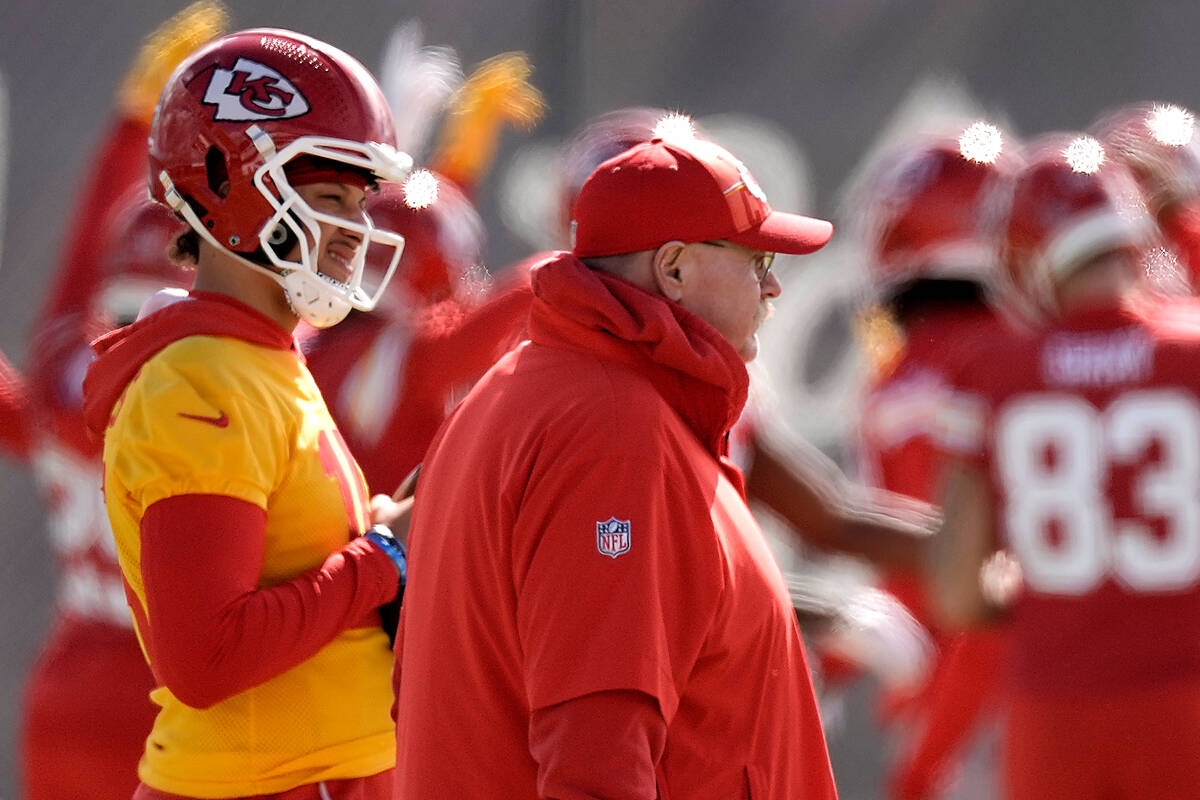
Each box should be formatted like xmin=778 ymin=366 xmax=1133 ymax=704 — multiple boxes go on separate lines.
xmin=393 ymin=253 xmax=836 ymax=800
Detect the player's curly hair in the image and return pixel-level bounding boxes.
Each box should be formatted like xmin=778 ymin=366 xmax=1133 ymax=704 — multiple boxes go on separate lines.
xmin=170 ymin=230 xmax=200 ymax=265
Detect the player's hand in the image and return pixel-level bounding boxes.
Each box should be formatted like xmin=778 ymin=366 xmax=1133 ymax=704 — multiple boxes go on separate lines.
xmin=979 ymin=549 xmax=1022 ymax=609
xmin=371 ymin=493 xmax=414 ymax=545
xmin=118 ymin=1 xmax=230 ymax=124
xmin=820 ymin=587 xmax=933 ymax=692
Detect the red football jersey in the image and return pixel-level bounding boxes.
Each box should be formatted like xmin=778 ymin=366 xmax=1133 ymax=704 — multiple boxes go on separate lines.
xmin=303 ymin=284 xmax=532 ymax=496
xmin=944 ymin=299 xmax=1200 ymax=694
xmin=860 ymin=305 xmax=1005 ymax=621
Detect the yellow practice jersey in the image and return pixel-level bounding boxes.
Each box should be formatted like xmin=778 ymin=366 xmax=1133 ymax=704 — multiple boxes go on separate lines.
xmin=103 ymin=333 xmax=394 ymax=796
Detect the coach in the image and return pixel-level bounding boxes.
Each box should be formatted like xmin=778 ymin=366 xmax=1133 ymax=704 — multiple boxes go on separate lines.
xmin=393 ymin=129 xmax=839 ymax=799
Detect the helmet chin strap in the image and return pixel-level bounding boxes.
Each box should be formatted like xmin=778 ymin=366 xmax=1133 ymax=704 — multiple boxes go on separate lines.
xmin=281 ymin=269 xmax=354 ymax=328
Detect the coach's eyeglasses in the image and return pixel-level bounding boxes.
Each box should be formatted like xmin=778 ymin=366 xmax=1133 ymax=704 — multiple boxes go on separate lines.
xmin=699 ymin=240 xmax=776 ymax=284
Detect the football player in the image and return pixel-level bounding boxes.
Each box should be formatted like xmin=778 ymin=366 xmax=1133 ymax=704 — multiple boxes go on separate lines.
xmin=854 ymin=122 xmax=1021 ymax=799
xmin=931 ymin=132 xmax=1200 ymax=799
xmin=81 ymin=28 xmax=413 ymax=799
xmin=17 ymin=6 xmax=223 ymax=798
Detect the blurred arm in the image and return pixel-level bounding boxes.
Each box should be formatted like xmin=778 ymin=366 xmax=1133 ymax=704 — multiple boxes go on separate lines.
xmin=746 ymin=433 xmax=934 ymax=571
xmin=431 ymin=51 xmax=545 ymax=195
xmin=927 ymin=459 xmax=997 ymax=629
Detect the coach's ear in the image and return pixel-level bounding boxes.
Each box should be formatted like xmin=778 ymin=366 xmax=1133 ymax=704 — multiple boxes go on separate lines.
xmin=651 ymin=240 xmax=689 ymax=302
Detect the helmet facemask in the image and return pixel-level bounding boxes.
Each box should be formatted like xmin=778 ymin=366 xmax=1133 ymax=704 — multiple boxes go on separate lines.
xmin=255 ymin=128 xmax=410 ymax=327
xmin=161 ymin=126 xmax=412 ymax=328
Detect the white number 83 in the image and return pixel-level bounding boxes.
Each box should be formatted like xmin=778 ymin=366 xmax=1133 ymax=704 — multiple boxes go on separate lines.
xmin=997 ymin=390 xmax=1200 ymax=595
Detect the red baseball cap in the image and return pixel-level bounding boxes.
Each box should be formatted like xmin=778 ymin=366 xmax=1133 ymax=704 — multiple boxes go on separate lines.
xmin=570 ymin=137 xmax=833 ymax=258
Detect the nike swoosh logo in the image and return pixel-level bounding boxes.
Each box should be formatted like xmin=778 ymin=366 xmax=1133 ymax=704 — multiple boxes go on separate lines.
xmin=177 ymin=410 xmax=230 ymax=428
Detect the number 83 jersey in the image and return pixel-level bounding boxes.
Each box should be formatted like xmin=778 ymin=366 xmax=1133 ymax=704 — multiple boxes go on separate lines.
xmin=940 ymin=300 xmax=1200 ymax=695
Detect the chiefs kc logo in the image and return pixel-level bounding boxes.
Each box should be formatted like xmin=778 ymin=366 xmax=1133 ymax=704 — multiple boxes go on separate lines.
xmin=196 ymin=57 xmax=310 ymax=122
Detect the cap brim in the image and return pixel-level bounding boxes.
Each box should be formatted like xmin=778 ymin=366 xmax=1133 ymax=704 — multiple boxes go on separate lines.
xmin=728 ymin=211 xmax=833 ymax=255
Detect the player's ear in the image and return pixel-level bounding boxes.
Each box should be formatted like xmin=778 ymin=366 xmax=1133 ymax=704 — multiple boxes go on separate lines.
xmin=651 ymin=240 xmax=688 ymax=302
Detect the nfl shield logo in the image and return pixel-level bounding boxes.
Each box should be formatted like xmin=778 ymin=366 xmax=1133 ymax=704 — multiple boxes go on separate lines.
xmin=596 ymin=517 xmax=631 ymax=558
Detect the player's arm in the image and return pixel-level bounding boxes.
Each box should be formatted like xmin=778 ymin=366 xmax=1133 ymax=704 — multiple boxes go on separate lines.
xmin=138 ymin=493 xmax=400 ymax=709
xmin=746 ymin=433 xmax=935 ymax=571
xmin=927 ymin=458 xmax=998 ymax=628
xmin=431 ymin=51 xmax=545 ymax=195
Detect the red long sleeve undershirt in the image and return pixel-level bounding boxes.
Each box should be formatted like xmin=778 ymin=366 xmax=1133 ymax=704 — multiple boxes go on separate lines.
xmin=138 ymin=494 xmax=399 ymax=709
xmin=529 ymin=689 xmax=667 ymax=800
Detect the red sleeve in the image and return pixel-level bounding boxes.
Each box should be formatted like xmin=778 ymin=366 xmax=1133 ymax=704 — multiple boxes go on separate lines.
xmin=529 ymin=690 xmax=666 ymax=800
xmin=890 ymin=629 xmax=1008 ymax=799
xmin=0 ymin=350 xmax=31 ymax=460
xmin=139 ymin=493 xmax=399 ymax=709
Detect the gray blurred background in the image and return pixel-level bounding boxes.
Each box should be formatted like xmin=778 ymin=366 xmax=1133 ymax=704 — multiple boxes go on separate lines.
xmin=3 ymin=0 xmax=1199 ymax=796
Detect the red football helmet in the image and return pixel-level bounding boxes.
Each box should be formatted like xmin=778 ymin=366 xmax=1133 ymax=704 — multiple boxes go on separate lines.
xmin=149 ymin=28 xmax=413 ymax=327
xmin=858 ymin=122 xmax=1020 ymax=303
xmin=1002 ymin=132 xmax=1153 ymax=310
xmin=1092 ymin=101 xmax=1200 ymax=216
xmin=364 ymin=175 xmax=486 ymax=308
xmin=97 ymin=187 xmax=194 ymax=326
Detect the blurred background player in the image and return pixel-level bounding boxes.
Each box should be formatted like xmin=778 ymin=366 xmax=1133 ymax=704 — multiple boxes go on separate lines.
xmin=15 ymin=6 xmax=224 ymax=798
xmin=81 ymin=27 xmax=411 ymax=799
xmin=22 ymin=191 xmax=192 ymax=800
xmin=303 ymin=28 xmax=545 ymax=499
xmin=930 ymin=132 xmax=1200 ymax=800
xmin=852 ymin=122 xmax=1021 ymax=799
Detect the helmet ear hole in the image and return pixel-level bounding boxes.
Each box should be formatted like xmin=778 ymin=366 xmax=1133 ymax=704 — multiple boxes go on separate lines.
xmin=253 ymin=217 xmax=299 ymax=264
xmin=205 ymin=146 xmax=231 ymax=198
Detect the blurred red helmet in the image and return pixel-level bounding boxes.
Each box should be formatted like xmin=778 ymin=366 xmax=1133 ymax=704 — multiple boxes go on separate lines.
xmin=1002 ymin=132 xmax=1153 ymax=308
xmin=149 ymin=28 xmax=413 ymax=326
xmin=859 ymin=122 xmax=1020 ymax=303
xmin=1092 ymin=101 xmax=1200 ymax=215
xmin=556 ymin=108 xmax=708 ymax=238
xmin=365 ymin=174 xmax=485 ymax=307
xmin=96 ymin=187 xmax=193 ymax=326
